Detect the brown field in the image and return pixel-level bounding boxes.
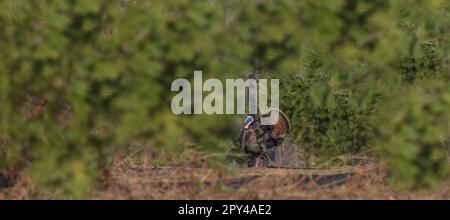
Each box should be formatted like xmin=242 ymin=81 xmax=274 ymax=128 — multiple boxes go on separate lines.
xmin=3 ymin=159 xmax=450 ymax=199
xmin=3 ymin=143 xmax=450 ymax=200
xmin=93 ymin=161 xmax=450 ymax=200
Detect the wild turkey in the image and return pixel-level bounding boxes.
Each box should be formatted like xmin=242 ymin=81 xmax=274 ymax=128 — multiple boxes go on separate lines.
xmin=239 ymin=109 xmax=291 ymax=168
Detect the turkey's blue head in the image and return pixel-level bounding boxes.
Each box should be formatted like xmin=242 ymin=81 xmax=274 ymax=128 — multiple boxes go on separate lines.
xmin=243 ymin=115 xmax=255 ymax=130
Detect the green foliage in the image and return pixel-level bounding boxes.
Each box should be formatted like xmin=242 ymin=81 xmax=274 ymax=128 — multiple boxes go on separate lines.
xmin=0 ymin=0 xmax=450 ymax=197
xmin=375 ymin=81 xmax=450 ymax=188
xmin=400 ymin=41 xmax=445 ymax=83
xmin=279 ymin=52 xmax=378 ymax=164
xmin=0 ymin=0 xmax=237 ymax=197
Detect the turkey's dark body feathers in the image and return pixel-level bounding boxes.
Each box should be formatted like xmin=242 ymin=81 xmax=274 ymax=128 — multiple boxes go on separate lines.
xmin=239 ymin=109 xmax=290 ymax=167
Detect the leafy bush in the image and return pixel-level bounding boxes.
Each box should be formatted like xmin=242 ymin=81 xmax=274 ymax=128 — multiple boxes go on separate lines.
xmin=0 ymin=0 xmax=239 ymax=197
xmin=279 ymin=52 xmax=378 ymax=165
xmin=374 ymin=80 xmax=450 ymax=188
xmin=400 ymin=41 xmax=445 ymax=83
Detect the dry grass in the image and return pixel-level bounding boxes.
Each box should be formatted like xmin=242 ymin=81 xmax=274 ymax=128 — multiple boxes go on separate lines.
xmin=0 ymin=168 xmax=33 ymax=199
xmin=3 ymin=156 xmax=450 ymax=199
xmin=94 ymin=158 xmax=450 ymax=200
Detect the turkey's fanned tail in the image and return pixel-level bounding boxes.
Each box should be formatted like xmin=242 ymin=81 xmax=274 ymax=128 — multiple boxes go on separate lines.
xmin=262 ymin=109 xmax=291 ymax=139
